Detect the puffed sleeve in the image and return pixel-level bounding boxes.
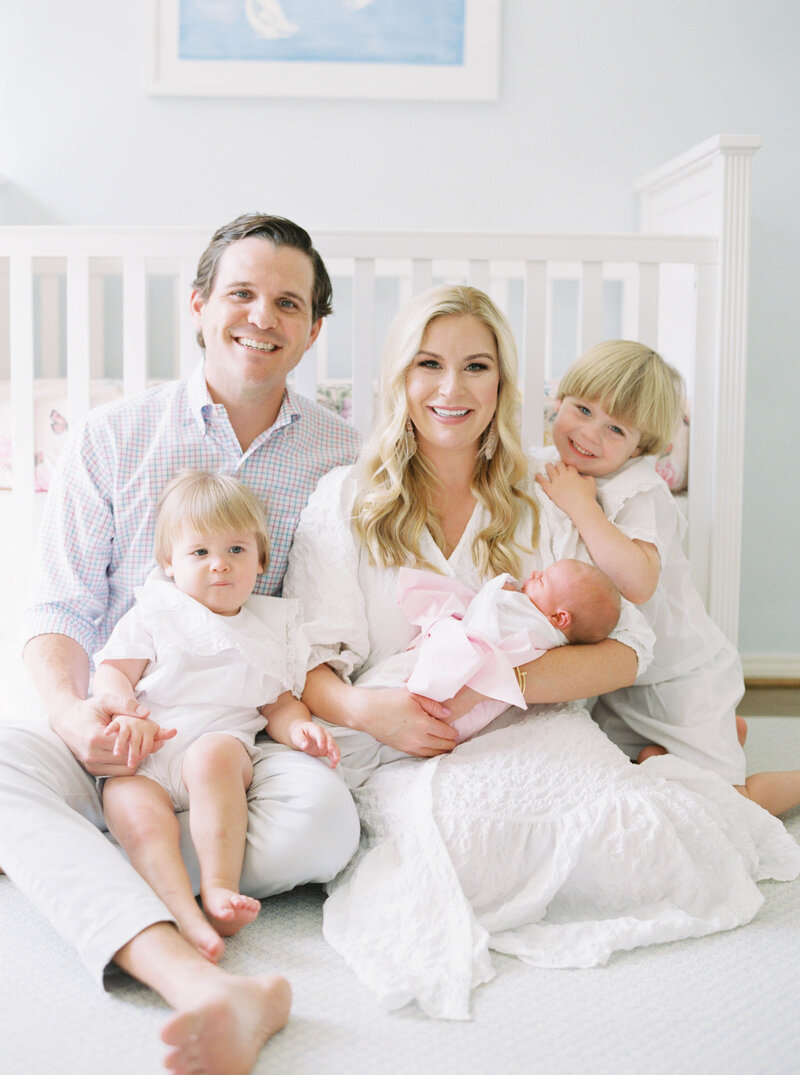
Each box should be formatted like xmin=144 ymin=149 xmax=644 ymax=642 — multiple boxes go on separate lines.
xmin=93 ymin=603 xmax=154 ymax=667
xmin=598 ymin=481 xmax=681 ymax=566
xmin=608 ymin=597 xmax=655 ymax=677
xmin=283 ymin=466 xmax=372 ymax=681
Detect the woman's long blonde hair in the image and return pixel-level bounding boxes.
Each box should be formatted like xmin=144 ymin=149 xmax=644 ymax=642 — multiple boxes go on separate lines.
xmin=354 ymin=285 xmax=538 ymax=577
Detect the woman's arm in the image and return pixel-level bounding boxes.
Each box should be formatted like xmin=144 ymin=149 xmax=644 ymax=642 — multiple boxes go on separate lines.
xmin=520 ymin=638 xmax=637 ymax=703
xmin=302 ymin=664 xmax=458 ymax=757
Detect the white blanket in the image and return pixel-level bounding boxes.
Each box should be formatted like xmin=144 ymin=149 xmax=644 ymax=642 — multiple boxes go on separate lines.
xmin=323 ymin=703 xmax=800 ymax=1020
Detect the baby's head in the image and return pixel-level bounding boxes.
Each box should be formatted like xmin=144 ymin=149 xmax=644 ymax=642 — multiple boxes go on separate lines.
xmin=555 ymin=340 xmax=684 ymax=467
xmin=521 ymin=559 xmax=621 ymax=644
xmin=154 ymin=469 xmax=270 ymax=616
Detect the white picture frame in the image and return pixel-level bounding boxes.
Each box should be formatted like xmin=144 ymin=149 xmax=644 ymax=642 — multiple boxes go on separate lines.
xmin=150 ymin=0 xmax=500 ymax=100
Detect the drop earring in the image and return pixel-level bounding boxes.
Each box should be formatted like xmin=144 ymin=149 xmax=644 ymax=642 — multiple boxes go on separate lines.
xmin=482 ymin=420 xmax=498 ymax=461
xmin=403 ymin=416 xmax=417 ymax=457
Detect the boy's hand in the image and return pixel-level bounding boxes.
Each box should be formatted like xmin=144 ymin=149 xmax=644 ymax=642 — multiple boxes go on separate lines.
xmin=289 ymin=720 xmax=341 ymax=767
xmin=536 ymin=461 xmax=597 ymax=518
xmin=104 ymin=711 xmax=177 ymax=769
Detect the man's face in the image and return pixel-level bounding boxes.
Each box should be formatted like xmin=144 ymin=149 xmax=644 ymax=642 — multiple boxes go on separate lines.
xmin=191 ymin=236 xmax=322 ymax=400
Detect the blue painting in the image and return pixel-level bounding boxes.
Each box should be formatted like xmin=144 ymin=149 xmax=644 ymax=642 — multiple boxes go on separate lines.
xmin=180 ymin=0 xmax=466 ymax=65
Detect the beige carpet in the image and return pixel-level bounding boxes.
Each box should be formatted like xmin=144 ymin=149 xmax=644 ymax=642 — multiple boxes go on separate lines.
xmin=3 ymin=716 xmax=800 ymax=1075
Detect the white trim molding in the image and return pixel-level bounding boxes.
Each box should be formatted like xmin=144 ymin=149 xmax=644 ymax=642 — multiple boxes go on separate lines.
xmin=741 ymin=653 xmax=800 ymax=682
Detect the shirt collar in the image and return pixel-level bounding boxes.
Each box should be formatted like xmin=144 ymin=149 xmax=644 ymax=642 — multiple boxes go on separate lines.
xmin=188 ymin=361 xmax=302 ymax=438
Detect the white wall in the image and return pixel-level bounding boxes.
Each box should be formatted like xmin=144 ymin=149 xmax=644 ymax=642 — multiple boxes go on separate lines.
xmin=1 ymin=0 xmax=798 ymax=664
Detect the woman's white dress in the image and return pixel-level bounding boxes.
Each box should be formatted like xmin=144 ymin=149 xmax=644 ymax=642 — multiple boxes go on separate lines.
xmin=283 ymin=465 xmax=800 ymax=1020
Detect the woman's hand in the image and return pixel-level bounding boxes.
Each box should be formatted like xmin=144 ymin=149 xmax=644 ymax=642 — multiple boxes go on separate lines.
xmin=412 ymin=685 xmax=485 ymax=724
xmin=302 ymin=664 xmax=458 ymax=757
xmin=352 ymin=686 xmax=459 ymax=757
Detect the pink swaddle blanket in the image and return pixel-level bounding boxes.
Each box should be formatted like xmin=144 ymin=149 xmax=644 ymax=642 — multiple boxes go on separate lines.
xmin=397 ymin=568 xmax=564 ymax=741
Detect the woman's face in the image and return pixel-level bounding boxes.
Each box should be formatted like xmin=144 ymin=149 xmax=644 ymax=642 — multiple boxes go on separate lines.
xmin=405 ymin=315 xmax=500 ymax=461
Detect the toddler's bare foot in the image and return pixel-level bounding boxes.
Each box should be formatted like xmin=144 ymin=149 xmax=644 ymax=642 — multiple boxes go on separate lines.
xmin=736 ymin=715 xmax=748 ymax=745
xmin=180 ymin=916 xmax=225 ymax=964
xmin=637 ymin=744 xmax=668 ymax=764
xmin=202 ymin=887 xmax=261 ymax=937
xmin=161 ymin=973 xmax=291 ymax=1075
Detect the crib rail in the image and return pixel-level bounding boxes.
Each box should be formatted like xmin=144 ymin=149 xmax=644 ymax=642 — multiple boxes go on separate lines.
xmin=0 ymin=225 xmax=717 ymax=430
xmin=0 ymin=226 xmax=726 ymax=638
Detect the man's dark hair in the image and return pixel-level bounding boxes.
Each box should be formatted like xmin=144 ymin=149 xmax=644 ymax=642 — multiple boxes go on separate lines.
xmin=193 ymin=213 xmax=333 ymax=322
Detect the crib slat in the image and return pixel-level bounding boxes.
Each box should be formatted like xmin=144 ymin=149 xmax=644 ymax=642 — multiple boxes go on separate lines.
xmin=636 ymin=263 xmax=660 ymax=347
xmin=66 ymin=257 xmax=92 ymax=427
xmin=468 ymin=259 xmax=491 ymax=293
xmin=351 ymin=258 xmax=375 ymax=436
xmin=9 ymin=256 xmax=36 ymax=614
xmin=39 ymin=272 xmax=61 ymax=379
xmin=579 ymin=262 xmax=604 ymax=352
xmin=179 ymin=258 xmax=198 ymax=381
xmin=412 ymin=259 xmax=433 ymax=294
xmin=520 ymin=261 xmax=548 ymax=448
xmin=294 ymin=329 xmax=319 ymax=401
xmin=685 ymin=262 xmax=715 ymax=608
xmin=90 ymin=274 xmax=105 ymax=379
xmin=122 ymin=257 xmax=147 ymax=397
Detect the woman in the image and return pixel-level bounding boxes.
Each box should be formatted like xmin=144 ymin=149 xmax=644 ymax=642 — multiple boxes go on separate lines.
xmin=283 ymin=286 xmax=799 ymax=1020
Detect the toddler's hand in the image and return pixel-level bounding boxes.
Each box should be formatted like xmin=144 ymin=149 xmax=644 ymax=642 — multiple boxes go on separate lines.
xmin=290 ymin=720 xmax=341 ymax=767
xmin=105 ymin=712 xmax=177 ymax=769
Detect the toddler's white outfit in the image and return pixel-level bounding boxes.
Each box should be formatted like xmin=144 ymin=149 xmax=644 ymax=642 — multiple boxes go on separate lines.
xmin=94 ymin=569 xmax=307 ymax=807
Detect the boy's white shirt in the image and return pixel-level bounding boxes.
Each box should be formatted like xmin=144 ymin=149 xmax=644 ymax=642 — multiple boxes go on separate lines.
xmin=533 ymin=446 xmax=730 ymax=684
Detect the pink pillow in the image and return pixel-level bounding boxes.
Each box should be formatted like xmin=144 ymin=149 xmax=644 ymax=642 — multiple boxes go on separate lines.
xmin=0 ymin=379 xmax=124 ymax=492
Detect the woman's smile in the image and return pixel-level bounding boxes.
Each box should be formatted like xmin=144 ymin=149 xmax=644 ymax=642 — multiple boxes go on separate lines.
xmin=405 ymin=314 xmax=499 ymax=457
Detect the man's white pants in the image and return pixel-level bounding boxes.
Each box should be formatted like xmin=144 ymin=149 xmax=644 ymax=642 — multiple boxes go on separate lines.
xmin=0 ymin=720 xmax=360 ymax=987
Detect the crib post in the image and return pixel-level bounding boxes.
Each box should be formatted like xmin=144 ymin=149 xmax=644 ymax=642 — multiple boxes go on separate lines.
xmin=636 ymin=134 xmax=761 ymax=644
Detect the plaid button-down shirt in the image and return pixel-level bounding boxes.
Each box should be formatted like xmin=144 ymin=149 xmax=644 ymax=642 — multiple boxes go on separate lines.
xmin=22 ymin=363 xmax=361 ymax=663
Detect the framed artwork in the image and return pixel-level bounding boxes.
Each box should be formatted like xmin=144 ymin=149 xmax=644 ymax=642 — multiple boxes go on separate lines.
xmin=150 ymin=0 xmax=500 ymax=100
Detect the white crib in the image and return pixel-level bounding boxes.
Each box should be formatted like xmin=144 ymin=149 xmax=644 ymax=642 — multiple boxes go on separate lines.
xmin=0 ymin=134 xmax=760 ymax=648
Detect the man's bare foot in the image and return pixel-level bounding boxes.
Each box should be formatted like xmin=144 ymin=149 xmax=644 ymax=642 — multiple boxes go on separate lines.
xmin=161 ymin=973 xmax=291 ymax=1075
xmin=201 ymin=888 xmax=261 ymax=938
xmin=736 ymin=714 xmax=748 ymax=745
xmin=637 ymin=744 xmax=668 ymax=764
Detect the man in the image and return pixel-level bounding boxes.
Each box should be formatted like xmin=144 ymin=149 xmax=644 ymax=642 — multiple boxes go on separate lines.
xmin=0 ymin=214 xmax=361 ymax=1074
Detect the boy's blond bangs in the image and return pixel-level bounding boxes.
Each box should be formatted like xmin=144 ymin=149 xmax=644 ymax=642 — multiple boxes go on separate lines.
xmin=558 ymin=341 xmax=684 ymax=456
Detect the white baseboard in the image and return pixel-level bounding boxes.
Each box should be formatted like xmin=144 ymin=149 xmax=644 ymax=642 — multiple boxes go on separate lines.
xmin=741 ymin=653 xmax=800 ymax=681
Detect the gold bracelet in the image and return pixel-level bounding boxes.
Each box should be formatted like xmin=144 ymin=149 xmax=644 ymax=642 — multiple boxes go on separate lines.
xmin=514 ymin=666 xmax=527 ymax=697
